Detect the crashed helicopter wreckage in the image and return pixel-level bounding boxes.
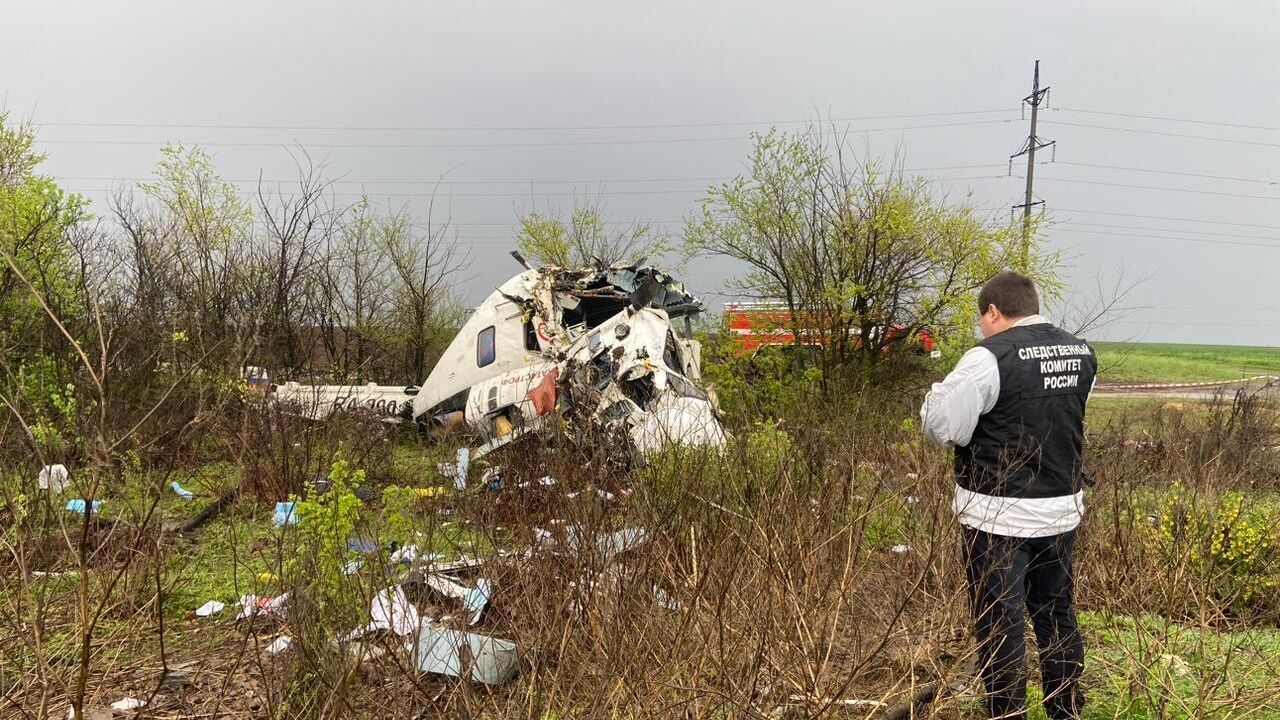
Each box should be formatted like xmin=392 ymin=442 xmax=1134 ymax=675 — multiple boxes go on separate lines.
xmin=271 ymin=256 xmax=727 ymax=469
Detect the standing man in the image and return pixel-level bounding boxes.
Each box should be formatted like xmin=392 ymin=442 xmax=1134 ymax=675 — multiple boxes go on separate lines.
xmin=920 ymin=271 xmax=1096 ymax=720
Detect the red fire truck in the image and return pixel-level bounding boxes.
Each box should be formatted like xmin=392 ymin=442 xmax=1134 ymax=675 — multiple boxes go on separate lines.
xmin=724 ymin=301 xmax=939 ymax=356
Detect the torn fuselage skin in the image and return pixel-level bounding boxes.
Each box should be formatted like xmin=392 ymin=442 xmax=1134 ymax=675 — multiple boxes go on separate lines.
xmin=411 ymin=264 xmax=725 ymax=455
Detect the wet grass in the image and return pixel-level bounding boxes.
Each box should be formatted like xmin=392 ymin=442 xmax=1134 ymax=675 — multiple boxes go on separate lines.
xmin=1093 ymin=342 xmax=1280 ymax=384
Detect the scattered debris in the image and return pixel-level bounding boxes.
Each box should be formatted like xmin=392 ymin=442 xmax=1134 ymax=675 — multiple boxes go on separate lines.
xmin=273 ymin=501 xmax=298 ymax=526
xmin=171 ymin=480 xmax=195 ymax=500
xmin=368 ymin=585 xmax=427 ymax=637
xmin=891 ymin=544 xmax=912 ymax=555
xmin=235 ymin=593 xmax=289 ymax=621
xmin=423 ymin=575 xmax=493 ymax=626
xmin=407 ymin=626 xmax=520 ymax=685
xmin=65 ymin=499 xmax=100 ymax=515
xmin=517 ymin=475 xmax=557 ymax=489
xmin=439 ymin=447 xmax=471 ymax=489
xmin=412 ymin=486 xmax=447 ymax=499
xmin=38 ymin=464 xmax=69 ymax=493
xmin=596 ymin=528 xmax=647 ymax=561
xmin=786 ymin=694 xmax=887 ymax=709
xmin=390 ymin=544 xmax=427 ymax=565
xmin=653 ymin=585 xmax=682 ymax=611
xmin=264 ymin=636 xmax=296 ymax=654
xmin=161 ymin=663 xmax=195 ymax=689
xmin=195 ymin=600 xmax=225 ymax=617
xmin=108 ymin=698 xmax=146 ymax=712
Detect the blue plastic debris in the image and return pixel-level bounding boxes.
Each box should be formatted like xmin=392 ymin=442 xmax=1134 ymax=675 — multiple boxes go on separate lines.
xmin=65 ymin=499 xmax=101 ymax=514
xmin=273 ymin=501 xmax=299 ymax=526
xmin=346 ymin=538 xmax=378 ymax=553
xmin=463 ymin=579 xmax=494 ymax=624
xmin=171 ymin=481 xmax=195 ymax=500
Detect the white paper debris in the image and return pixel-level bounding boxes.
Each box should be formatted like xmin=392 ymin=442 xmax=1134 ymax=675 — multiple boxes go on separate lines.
xmin=390 ymin=544 xmax=419 ymax=564
xmin=369 ymin=585 xmax=426 ymax=636
xmin=109 ymin=698 xmax=146 ymax=711
xmin=891 ymin=544 xmax=912 ymax=555
xmin=265 ymin=636 xmax=295 ymax=654
xmin=516 ymin=475 xmax=558 ymax=489
xmin=195 ymin=600 xmax=225 ymax=617
xmin=424 ymin=575 xmax=493 ymax=625
xmin=38 ymin=464 xmax=69 ymax=493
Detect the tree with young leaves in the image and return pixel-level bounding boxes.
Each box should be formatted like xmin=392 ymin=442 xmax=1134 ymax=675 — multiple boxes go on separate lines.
xmin=113 ymin=144 xmax=256 ymax=374
xmin=517 ymin=200 xmax=671 ymax=268
xmin=381 ymin=208 xmax=468 ymax=381
xmin=0 ymin=113 xmax=90 ymax=362
xmin=685 ymin=127 xmax=1058 ymax=389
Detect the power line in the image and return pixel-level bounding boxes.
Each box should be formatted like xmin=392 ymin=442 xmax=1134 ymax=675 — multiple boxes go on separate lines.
xmin=1104 ymin=318 xmax=1280 ymax=327
xmin=33 ymin=118 xmax=1019 ymax=149
xmin=66 ymin=175 xmax=1011 ymax=198
xmin=1039 ymin=120 xmax=1280 ymax=149
xmin=1050 ymin=161 xmax=1279 ymax=187
xmin=61 ymin=174 xmax=1012 ymax=199
xmin=35 ymin=108 xmax=1017 ymax=133
xmin=1054 ymin=107 xmax=1280 ymax=134
xmin=63 ymin=174 xmax=725 ymax=186
xmin=61 ymin=185 xmax=711 ymax=199
xmin=56 ymin=159 xmax=1279 ymax=190
xmin=1032 ymin=176 xmax=1280 ymax=201
xmin=1052 ymin=207 xmax=1280 ymax=231
xmin=1051 ymin=227 xmax=1280 ymax=250
xmin=1053 ymin=220 xmax=1280 ymax=242
xmin=53 ymin=163 xmax=1008 ymax=186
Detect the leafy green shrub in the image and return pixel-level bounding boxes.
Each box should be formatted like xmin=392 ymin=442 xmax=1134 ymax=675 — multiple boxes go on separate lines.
xmin=1152 ymin=487 xmax=1280 ymax=616
xmin=380 ymin=484 xmax=418 ymax=543
xmin=290 ymin=457 xmax=363 ymax=626
xmin=14 ymin=355 xmax=87 ymax=457
xmin=701 ymin=341 xmax=822 ymax=422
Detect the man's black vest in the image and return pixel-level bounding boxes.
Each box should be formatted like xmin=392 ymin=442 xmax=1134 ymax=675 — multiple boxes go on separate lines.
xmin=955 ymin=322 xmax=1097 ymax=499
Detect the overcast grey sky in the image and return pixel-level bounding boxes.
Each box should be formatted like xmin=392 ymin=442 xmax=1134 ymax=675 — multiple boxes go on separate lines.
xmin=5 ymin=0 xmax=1279 ymax=345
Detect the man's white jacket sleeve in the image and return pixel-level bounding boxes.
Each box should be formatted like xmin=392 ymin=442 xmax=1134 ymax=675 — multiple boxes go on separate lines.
xmin=920 ymin=346 xmax=1001 ymax=448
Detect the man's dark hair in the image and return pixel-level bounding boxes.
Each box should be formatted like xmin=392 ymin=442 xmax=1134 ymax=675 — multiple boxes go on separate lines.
xmin=978 ymin=271 xmax=1040 ymax=318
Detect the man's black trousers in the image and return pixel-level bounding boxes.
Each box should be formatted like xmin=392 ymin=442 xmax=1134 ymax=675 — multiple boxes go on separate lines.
xmin=961 ymin=526 xmax=1085 ymax=720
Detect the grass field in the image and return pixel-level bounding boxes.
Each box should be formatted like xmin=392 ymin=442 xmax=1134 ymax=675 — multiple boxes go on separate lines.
xmin=1092 ymin=342 xmax=1280 ymax=384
